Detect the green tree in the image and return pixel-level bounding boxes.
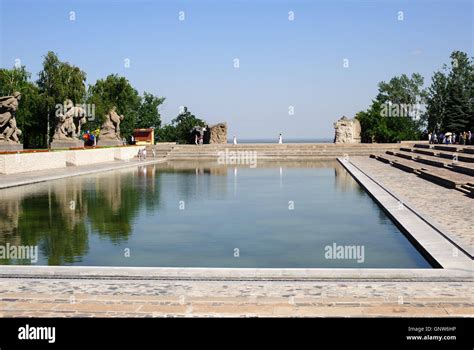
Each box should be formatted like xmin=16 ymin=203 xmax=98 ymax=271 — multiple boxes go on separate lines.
xmin=356 ymin=73 xmax=425 ymax=143
xmin=444 ymin=51 xmax=473 ymax=132
xmin=424 ymin=51 xmax=473 ymax=133
xmin=37 ymin=51 xmax=87 ymax=147
xmin=424 ymin=71 xmax=448 ymax=132
xmin=156 ymin=123 xmax=178 ymax=142
xmin=87 ymin=74 xmax=141 ymax=140
xmin=376 ymin=73 xmax=427 ymax=117
xmin=136 ymin=92 xmax=165 ymax=141
xmin=0 ymin=66 xmax=43 ymax=147
xmin=0 ymin=65 xmax=31 ymax=95
xmin=157 ymin=107 xmax=205 ymax=143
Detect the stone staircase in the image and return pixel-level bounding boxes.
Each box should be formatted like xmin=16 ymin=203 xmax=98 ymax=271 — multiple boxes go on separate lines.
xmin=371 ymin=144 xmax=474 ymax=197
xmin=146 ymin=143 xmax=176 ymax=160
xmin=165 ymin=143 xmax=409 ymax=161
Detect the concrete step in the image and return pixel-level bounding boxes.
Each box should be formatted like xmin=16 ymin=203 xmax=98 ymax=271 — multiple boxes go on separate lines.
xmin=461 ymin=183 xmax=474 ymax=191
xmin=434 ymin=145 xmax=460 ymax=152
xmin=438 ymin=152 xmax=474 ymax=163
xmin=372 ymin=154 xmax=474 ymax=192
xmin=393 ymin=150 xmax=474 ymax=176
xmin=373 ymin=154 xmax=422 ymax=173
xmin=462 ymin=146 xmax=474 ymax=154
xmin=414 ymin=143 xmax=431 ymax=149
xmin=391 ymin=151 xmax=414 ymax=160
xmin=417 ymin=165 xmax=473 ymax=188
xmin=449 ymin=163 xmax=474 ymax=176
xmin=412 ymin=148 xmax=438 ymax=156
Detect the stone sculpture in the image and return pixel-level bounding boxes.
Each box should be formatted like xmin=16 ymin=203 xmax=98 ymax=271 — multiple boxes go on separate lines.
xmin=0 ymin=92 xmax=23 ymax=150
xmin=51 ymin=99 xmax=87 ymax=149
xmin=333 ymin=116 xmax=361 ymax=144
xmin=98 ymin=106 xmax=124 ymax=146
xmin=209 ymin=123 xmax=227 ymax=144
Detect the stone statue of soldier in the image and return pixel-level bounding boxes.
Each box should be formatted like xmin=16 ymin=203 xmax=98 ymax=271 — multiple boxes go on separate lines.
xmin=98 ymin=106 xmax=125 ymax=146
xmin=0 ymin=91 xmax=23 ymax=150
xmin=50 ymin=99 xmax=87 ymax=149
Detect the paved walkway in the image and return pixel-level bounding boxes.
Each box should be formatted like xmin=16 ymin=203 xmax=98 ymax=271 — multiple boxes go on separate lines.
xmin=0 ymin=158 xmax=165 ymax=189
xmin=0 ymin=278 xmax=472 ymax=317
xmin=350 ymin=156 xmax=473 ymax=256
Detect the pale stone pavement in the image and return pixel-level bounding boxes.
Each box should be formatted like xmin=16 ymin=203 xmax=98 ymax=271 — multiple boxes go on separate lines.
xmin=350 ymin=156 xmax=473 ymax=255
xmin=0 ymin=278 xmax=472 ymax=317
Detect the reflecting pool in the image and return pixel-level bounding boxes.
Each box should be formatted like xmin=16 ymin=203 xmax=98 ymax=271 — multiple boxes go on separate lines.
xmin=0 ymin=160 xmax=431 ymax=268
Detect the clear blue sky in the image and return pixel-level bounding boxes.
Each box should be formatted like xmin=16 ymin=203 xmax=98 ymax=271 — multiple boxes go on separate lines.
xmin=1 ymin=0 xmax=472 ymax=139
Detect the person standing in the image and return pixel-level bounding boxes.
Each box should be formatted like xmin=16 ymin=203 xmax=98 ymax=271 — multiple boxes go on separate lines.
xmin=428 ymin=132 xmax=432 ymax=144
xmin=278 ymin=133 xmax=283 ymax=144
xmin=469 ymin=131 xmax=472 ymax=145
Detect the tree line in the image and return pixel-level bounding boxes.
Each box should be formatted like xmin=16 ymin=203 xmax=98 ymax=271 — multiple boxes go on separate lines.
xmin=1 ymin=50 xmax=472 ymax=146
xmin=356 ymin=50 xmax=473 ymax=143
xmin=0 ymin=51 xmax=205 ymax=148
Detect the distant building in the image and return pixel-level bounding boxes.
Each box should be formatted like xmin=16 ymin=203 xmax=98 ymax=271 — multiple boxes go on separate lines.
xmin=133 ymin=128 xmax=154 ymax=145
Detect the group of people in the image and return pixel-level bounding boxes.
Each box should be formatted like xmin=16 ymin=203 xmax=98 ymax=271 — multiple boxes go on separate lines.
xmin=81 ymin=130 xmax=98 ymax=146
xmin=194 ymin=133 xmax=204 ymax=145
xmin=428 ymin=131 xmax=472 ymax=145
xmin=137 ymin=148 xmax=147 ymax=161
xmin=137 ymin=147 xmax=157 ymax=161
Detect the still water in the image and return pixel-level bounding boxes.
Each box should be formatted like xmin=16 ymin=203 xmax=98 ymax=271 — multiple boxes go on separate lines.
xmin=0 ymin=161 xmax=430 ymax=268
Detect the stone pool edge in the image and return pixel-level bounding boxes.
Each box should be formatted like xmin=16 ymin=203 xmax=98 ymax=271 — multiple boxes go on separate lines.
xmin=337 ymin=158 xmax=472 ymax=275
xmin=0 ymin=157 xmax=471 ymax=282
xmin=0 ymin=158 xmax=166 ymax=189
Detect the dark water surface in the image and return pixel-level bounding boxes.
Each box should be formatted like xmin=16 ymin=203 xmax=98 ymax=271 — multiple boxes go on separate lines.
xmin=0 ymin=160 xmax=430 ymax=268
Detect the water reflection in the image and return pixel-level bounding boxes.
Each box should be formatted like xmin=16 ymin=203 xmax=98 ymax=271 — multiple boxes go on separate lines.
xmin=0 ymin=161 xmax=429 ymax=267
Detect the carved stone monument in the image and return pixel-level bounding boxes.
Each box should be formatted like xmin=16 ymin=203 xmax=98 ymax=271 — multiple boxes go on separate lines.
xmin=209 ymin=123 xmax=227 ymax=144
xmin=0 ymin=92 xmax=23 ymax=151
xmin=333 ymin=116 xmax=361 ymax=144
xmin=51 ymin=99 xmax=86 ymax=149
xmin=98 ymin=106 xmax=124 ymax=146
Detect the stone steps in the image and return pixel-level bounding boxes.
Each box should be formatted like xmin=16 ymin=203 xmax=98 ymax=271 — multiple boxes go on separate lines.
xmin=372 ymin=153 xmax=474 ymax=193
xmin=146 ymin=144 xmax=176 ymax=159
xmin=463 ymin=147 xmax=474 ymax=154
xmin=386 ymin=150 xmax=474 ymax=176
xmin=166 ymin=144 xmax=407 ymax=160
xmin=438 ymin=151 xmax=474 ymax=163
xmin=414 ymin=143 xmax=431 ymax=149
xmin=414 ymin=143 xmax=474 ymax=155
xmin=460 ymin=184 xmax=474 ymax=197
xmin=451 ymin=163 xmax=474 ymax=176
xmin=392 ymin=147 xmax=474 ymax=170
xmin=371 ymin=154 xmax=423 ymax=173
xmin=433 ymin=145 xmax=460 ymax=152
xmin=169 ymin=144 xmax=406 ymax=151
